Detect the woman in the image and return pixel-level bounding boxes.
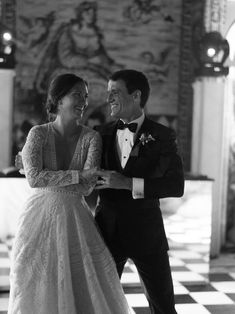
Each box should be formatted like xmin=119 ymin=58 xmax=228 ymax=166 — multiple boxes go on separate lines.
xmin=8 ymin=73 xmax=132 ymax=314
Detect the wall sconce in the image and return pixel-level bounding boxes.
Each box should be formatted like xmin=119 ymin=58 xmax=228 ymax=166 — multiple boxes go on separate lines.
xmin=195 ymin=31 xmax=230 ymax=77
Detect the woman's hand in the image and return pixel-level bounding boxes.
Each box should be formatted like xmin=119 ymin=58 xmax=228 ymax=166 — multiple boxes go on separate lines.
xmin=80 ymin=167 xmax=98 ymax=186
xmin=15 ymin=152 xmax=25 ymax=174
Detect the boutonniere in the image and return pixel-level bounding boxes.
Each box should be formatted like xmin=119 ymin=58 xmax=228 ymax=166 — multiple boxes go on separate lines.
xmin=139 ymin=132 xmax=156 ymax=145
xmin=130 ymin=132 xmax=156 ymax=157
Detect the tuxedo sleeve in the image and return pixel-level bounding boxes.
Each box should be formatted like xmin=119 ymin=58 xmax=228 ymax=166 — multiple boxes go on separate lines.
xmin=144 ymin=132 xmax=184 ymax=199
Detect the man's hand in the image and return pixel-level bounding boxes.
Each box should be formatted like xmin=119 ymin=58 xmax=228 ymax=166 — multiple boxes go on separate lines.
xmin=94 ymin=170 xmax=132 ymax=190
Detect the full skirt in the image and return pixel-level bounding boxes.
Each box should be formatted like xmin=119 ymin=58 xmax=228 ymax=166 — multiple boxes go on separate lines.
xmin=8 ymin=188 xmax=132 ymax=314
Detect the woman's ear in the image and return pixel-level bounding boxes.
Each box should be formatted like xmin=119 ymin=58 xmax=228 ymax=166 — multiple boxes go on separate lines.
xmin=56 ymin=100 xmax=63 ymax=113
xmin=58 ymin=99 xmax=63 ymax=107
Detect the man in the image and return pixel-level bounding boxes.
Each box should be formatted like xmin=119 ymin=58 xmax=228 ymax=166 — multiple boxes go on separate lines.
xmin=94 ymin=69 xmax=184 ymax=314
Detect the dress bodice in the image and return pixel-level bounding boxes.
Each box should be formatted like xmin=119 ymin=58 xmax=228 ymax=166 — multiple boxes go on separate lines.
xmin=22 ymin=123 xmax=102 ymax=194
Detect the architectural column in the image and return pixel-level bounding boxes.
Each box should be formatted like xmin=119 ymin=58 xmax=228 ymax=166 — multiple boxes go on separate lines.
xmin=224 ymin=17 xmax=235 ymax=245
xmin=191 ymin=0 xmax=229 ymax=257
xmin=204 ymin=0 xmax=227 ymax=32
xmin=0 ymin=69 xmax=15 ymax=170
xmin=192 ymin=77 xmax=232 ymax=257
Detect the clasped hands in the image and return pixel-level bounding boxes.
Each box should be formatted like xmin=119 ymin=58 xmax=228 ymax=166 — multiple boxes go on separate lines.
xmin=15 ymin=152 xmax=131 ymax=190
xmin=94 ymin=169 xmax=132 ymax=190
xmin=81 ymin=169 xmax=132 ymax=190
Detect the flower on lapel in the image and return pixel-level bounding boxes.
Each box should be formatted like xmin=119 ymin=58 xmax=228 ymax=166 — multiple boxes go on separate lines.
xmin=130 ymin=132 xmax=156 ymax=157
xmin=139 ymin=132 xmax=156 ymax=145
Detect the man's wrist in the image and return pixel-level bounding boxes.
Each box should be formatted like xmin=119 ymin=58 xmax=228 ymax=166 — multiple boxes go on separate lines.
xmin=132 ymin=178 xmax=144 ymax=199
xmin=124 ymin=177 xmax=132 ymax=190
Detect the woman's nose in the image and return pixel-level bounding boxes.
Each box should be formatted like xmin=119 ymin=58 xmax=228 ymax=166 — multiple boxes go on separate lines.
xmin=107 ymin=93 xmax=113 ymax=103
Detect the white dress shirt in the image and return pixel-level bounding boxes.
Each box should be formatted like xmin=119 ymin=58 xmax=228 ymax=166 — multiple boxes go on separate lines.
xmin=116 ymin=113 xmax=145 ymax=199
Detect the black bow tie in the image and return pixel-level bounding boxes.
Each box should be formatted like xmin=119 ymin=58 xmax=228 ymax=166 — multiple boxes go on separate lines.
xmin=117 ymin=120 xmax=138 ymax=133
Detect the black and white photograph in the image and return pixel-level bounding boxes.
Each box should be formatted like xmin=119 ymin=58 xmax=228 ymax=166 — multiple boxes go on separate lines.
xmin=1 ymin=0 xmax=235 ymax=313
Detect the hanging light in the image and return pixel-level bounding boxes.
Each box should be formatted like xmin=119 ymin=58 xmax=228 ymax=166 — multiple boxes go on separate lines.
xmin=207 ymin=47 xmax=216 ymax=58
xmin=195 ymin=31 xmax=230 ymax=77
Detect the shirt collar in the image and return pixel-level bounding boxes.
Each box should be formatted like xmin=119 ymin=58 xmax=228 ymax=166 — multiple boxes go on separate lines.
xmin=120 ymin=112 xmax=145 ymax=135
xmin=130 ymin=112 xmax=145 ymax=135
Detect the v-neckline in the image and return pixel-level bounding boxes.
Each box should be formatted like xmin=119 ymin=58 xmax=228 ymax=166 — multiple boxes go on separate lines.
xmin=50 ymin=122 xmax=83 ymax=170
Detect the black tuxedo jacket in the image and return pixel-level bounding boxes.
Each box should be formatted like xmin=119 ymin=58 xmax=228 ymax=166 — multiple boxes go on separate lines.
xmin=95 ymin=117 xmax=184 ymax=256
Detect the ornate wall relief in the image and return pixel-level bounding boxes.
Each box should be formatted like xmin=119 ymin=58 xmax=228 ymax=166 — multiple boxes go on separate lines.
xmin=13 ymin=0 xmax=182 ymax=151
xmin=204 ymin=0 xmax=227 ymax=32
xmin=0 ymin=0 xmax=16 ymax=32
xmin=177 ymin=0 xmax=205 ymax=170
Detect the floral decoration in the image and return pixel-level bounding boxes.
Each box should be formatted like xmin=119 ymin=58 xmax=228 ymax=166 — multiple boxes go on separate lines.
xmin=139 ymin=132 xmax=156 ymax=145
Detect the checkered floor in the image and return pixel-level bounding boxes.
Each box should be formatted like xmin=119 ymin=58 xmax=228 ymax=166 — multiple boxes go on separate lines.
xmin=1 ymin=241 xmax=235 ymax=314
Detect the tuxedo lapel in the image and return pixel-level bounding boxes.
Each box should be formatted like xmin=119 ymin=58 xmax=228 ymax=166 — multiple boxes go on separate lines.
xmin=133 ymin=117 xmax=150 ymax=149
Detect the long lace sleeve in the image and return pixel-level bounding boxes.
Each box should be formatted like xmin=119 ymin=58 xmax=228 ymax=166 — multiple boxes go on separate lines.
xmin=84 ymin=131 xmax=102 ymax=170
xmin=79 ymin=131 xmax=102 ymax=196
xmin=22 ymin=125 xmax=79 ymax=188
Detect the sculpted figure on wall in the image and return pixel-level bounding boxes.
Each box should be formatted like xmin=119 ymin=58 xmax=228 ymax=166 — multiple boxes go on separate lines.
xmin=19 ymin=12 xmax=56 ymax=58
xmin=124 ymin=0 xmax=174 ymax=24
xmin=34 ymin=2 xmax=119 ymax=98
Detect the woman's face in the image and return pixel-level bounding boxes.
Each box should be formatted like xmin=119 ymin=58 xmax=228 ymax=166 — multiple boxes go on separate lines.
xmin=82 ymin=8 xmax=95 ymax=25
xmin=58 ymin=82 xmax=88 ymax=121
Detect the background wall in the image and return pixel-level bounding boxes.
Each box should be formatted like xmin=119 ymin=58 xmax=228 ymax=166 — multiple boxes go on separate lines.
xmin=14 ymin=0 xmax=182 ymax=152
xmin=177 ymin=0 xmax=205 ymax=170
xmin=0 ymin=0 xmax=206 ymax=171
xmin=14 ymin=0 xmax=181 ymax=127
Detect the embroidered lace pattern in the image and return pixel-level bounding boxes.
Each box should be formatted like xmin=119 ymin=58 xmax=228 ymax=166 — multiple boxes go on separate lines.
xmin=22 ymin=123 xmax=102 ymax=193
xmin=8 ymin=123 xmax=132 ymax=314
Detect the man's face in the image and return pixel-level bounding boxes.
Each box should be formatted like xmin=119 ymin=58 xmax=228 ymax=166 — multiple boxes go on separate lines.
xmin=107 ymin=79 xmax=135 ymax=120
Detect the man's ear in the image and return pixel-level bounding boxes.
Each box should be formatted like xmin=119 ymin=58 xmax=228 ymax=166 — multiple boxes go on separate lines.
xmin=132 ymin=90 xmax=141 ymax=103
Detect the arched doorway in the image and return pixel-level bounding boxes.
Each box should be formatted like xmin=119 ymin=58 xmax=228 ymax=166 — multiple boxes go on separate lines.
xmin=224 ymin=21 xmax=235 ymax=249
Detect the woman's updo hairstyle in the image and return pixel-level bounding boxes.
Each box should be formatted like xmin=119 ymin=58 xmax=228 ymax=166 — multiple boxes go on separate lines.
xmin=45 ymin=73 xmax=88 ymax=115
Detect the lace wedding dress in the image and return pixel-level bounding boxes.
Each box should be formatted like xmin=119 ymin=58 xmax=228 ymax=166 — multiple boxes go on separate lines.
xmin=8 ymin=123 xmax=132 ymax=314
